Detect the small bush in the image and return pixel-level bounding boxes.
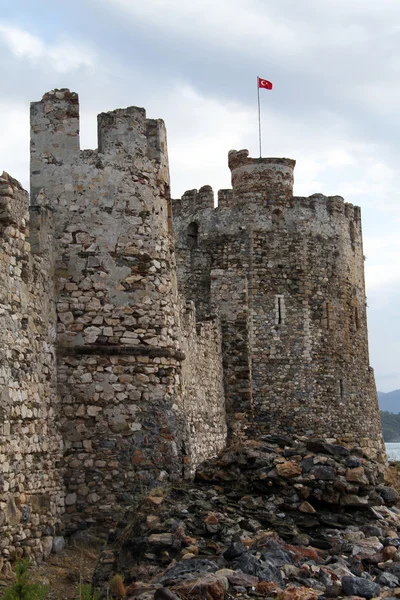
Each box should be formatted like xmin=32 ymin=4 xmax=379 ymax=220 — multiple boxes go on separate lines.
xmin=3 ymin=560 xmax=48 ymax=600
xmin=77 ymin=583 xmax=101 ymax=600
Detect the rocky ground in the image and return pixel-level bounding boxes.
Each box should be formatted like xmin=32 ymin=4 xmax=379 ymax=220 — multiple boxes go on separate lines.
xmin=92 ymin=435 xmax=400 ymax=600
xmin=2 ymin=435 xmax=400 ymax=599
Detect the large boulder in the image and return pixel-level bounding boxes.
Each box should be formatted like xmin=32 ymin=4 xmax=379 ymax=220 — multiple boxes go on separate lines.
xmin=341 ymin=576 xmax=380 ymax=599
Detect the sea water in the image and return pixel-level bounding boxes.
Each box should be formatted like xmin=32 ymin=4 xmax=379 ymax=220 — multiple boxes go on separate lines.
xmin=386 ymin=443 xmax=400 ymax=461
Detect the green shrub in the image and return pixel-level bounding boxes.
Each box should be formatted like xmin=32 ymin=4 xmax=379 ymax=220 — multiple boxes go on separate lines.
xmin=3 ymin=560 xmax=48 ymax=600
xmin=77 ymin=583 xmax=101 ymax=600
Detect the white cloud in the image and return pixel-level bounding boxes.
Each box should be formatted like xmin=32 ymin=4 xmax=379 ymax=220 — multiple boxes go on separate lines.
xmin=99 ymin=0 xmax=302 ymax=57
xmin=0 ymin=101 xmax=29 ymax=189
xmin=0 ymin=23 xmax=96 ymax=73
xmin=157 ymin=85 xmax=253 ymax=195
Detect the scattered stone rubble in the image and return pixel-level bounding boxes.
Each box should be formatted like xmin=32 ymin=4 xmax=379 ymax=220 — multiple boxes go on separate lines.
xmin=93 ymin=437 xmax=400 ymax=599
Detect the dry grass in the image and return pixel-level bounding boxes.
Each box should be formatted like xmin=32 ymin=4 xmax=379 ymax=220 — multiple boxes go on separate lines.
xmin=109 ymin=574 xmax=126 ymax=598
xmin=30 ymin=543 xmax=101 ymax=600
xmin=70 ymin=544 xmax=99 ymax=563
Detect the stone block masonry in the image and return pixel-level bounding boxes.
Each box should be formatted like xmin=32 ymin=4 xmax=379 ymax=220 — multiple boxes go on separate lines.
xmin=0 ymin=88 xmax=385 ymax=563
xmin=179 ymin=300 xmax=226 ymax=475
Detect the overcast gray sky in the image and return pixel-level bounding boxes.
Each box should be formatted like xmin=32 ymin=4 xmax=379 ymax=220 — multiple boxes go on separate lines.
xmin=0 ymin=0 xmax=399 ymax=392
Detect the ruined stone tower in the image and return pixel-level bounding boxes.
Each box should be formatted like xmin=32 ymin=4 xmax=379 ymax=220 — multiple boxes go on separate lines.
xmin=173 ymin=149 xmax=384 ymax=456
xmin=30 ymin=89 xmax=186 ymax=530
xmin=28 ymin=89 xmax=226 ymax=532
xmin=0 ymin=89 xmax=384 ymax=563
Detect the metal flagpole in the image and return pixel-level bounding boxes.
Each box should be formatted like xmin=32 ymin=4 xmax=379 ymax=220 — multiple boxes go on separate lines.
xmin=257 ymin=76 xmax=262 ymax=158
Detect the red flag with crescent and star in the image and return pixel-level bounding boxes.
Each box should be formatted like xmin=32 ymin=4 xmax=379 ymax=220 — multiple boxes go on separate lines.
xmin=258 ymin=77 xmax=273 ymax=90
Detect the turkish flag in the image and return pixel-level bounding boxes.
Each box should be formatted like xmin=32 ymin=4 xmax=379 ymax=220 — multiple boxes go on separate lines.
xmin=258 ymin=77 xmax=273 ymax=90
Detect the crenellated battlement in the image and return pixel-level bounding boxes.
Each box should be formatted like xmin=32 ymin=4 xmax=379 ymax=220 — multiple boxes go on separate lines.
xmin=97 ymin=107 xmax=169 ymax=180
xmin=217 ymin=188 xmax=234 ymax=209
xmin=173 ymin=187 xmax=362 ymax=248
xmin=173 ymin=185 xmax=214 ymax=218
xmin=30 ymin=90 xmax=80 ymax=170
xmin=97 ymin=105 xmax=147 ymax=155
xmin=31 ymin=89 xmax=170 ymax=205
xmin=291 ymin=194 xmax=362 ymax=223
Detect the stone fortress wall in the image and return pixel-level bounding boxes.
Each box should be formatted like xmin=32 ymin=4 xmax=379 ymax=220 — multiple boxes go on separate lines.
xmin=0 ymin=88 xmax=383 ymax=564
xmin=0 ymin=173 xmax=64 ymax=563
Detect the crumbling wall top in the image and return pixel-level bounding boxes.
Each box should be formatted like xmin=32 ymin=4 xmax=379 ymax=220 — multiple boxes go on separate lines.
xmin=228 ymin=149 xmax=295 ymax=171
xmin=173 ymin=185 xmax=214 ymax=218
xmin=0 ymin=172 xmax=28 ymax=228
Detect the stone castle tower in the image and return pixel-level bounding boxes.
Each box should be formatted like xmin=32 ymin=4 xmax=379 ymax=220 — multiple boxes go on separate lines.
xmin=0 ymin=89 xmax=383 ymax=563
xmin=173 ymin=150 xmax=383 ymax=452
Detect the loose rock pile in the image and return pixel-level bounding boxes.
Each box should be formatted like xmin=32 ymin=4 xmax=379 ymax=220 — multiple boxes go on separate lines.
xmin=93 ymin=437 xmax=400 ymax=599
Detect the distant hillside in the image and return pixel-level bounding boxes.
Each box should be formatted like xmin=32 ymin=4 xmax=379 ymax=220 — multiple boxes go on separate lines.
xmin=380 ymin=411 xmax=400 ymax=442
xmin=378 ymin=389 xmax=400 ymax=414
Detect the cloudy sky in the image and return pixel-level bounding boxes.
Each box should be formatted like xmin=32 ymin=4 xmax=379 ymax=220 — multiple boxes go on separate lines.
xmin=0 ymin=0 xmax=399 ymax=392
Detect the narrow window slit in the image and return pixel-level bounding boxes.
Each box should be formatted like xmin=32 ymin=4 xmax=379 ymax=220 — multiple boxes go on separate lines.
xmin=187 ymin=222 xmax=199 ymax=249
xmin=326 ymin=302 xmax=330 ymax=329
xmin=339 ymin=379 xmax=344 ymax=398
xmin=275 ymin=295 xmax=285 ymax=325
xmin=355 ymin=305 xmax=360 ymax=330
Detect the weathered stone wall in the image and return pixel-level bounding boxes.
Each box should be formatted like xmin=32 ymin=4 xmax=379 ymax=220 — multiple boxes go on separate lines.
xmin=0 ymin=173 xmax=64 ymax=565
xmin=179 ymin=301 xmax=226 ymax=475
xmin=173 ymin=186 xmax=214 ymax=319
xmin=173 ymin=191 xmax=254 ymax=439
xmin=248 ymin=197 xmax=382 ymax=451
xmin=210 ymin=270 xmax=253 ymax=439
xmin=172 ymin=150 xmax=384 ymax=459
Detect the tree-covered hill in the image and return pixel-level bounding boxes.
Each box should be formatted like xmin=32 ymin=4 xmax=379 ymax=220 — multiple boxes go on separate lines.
xmin=378 ymin=390 xmax=400 ymax=413
xmin=380 ymin=411 xmax=400 ymax=442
